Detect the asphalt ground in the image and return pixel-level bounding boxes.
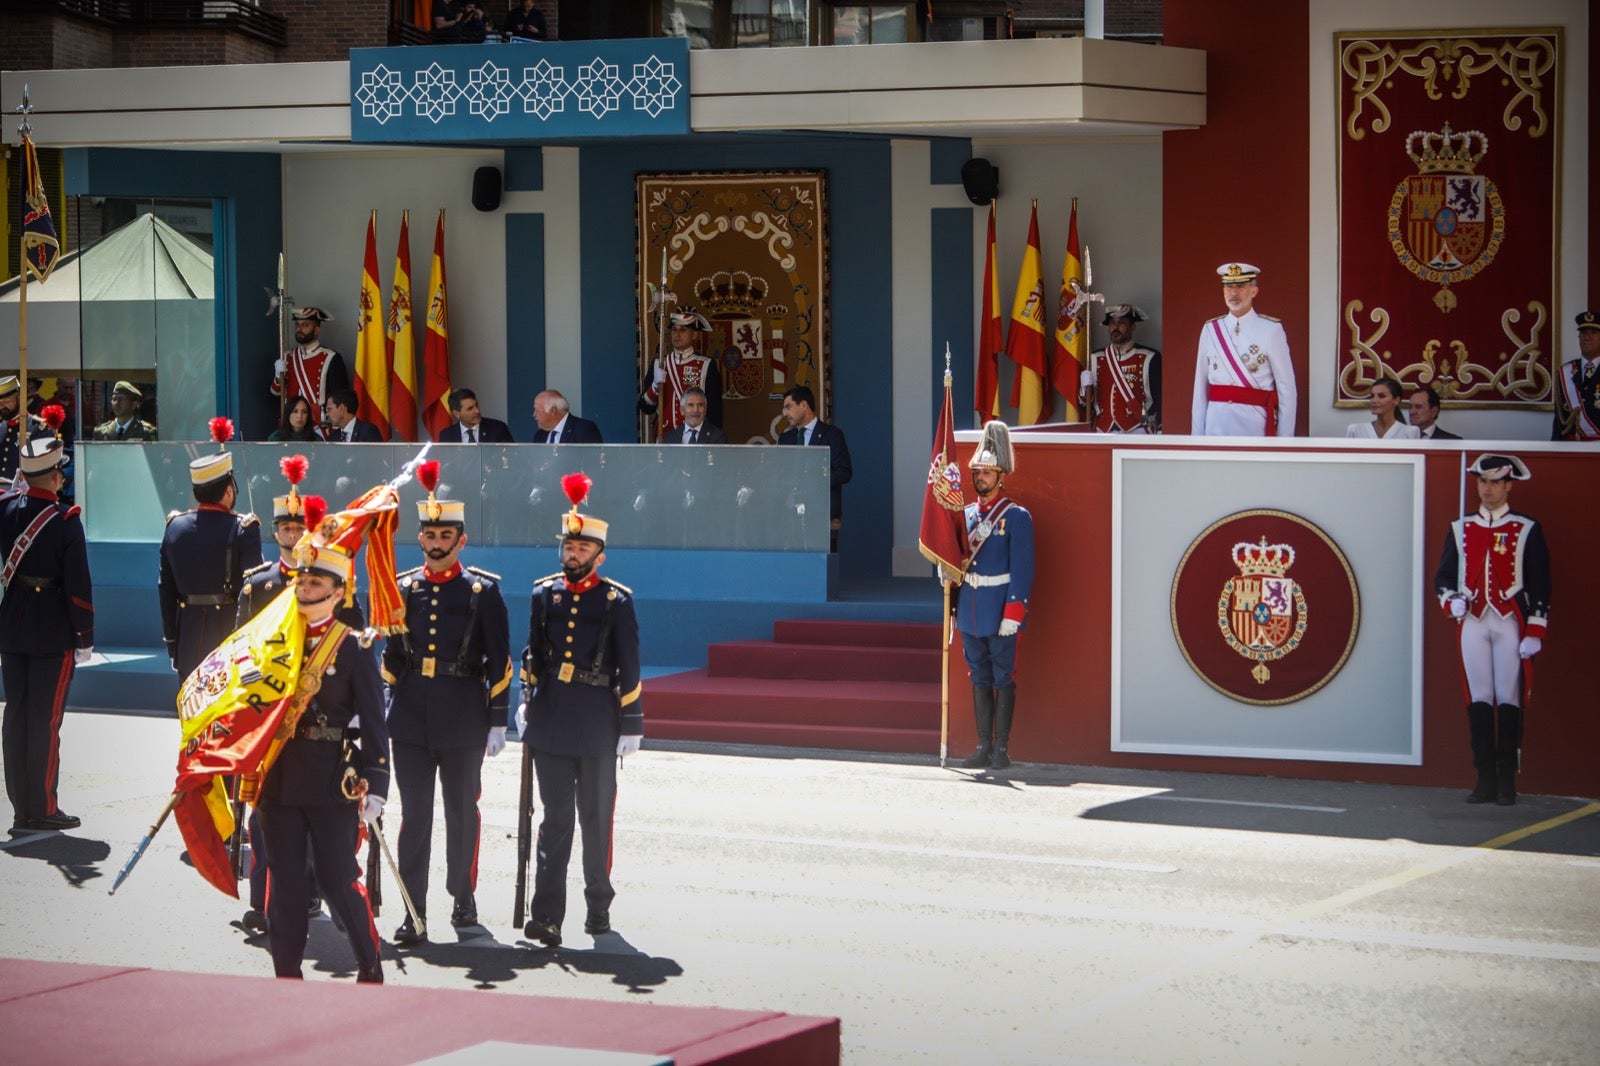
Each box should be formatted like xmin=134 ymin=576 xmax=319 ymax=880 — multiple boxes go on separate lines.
xmin=3 ymin=708 xmax=1598 ymax=1065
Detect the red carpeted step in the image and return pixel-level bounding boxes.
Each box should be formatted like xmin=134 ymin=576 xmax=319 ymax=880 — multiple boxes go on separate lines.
xmin=649 ymin=671 xmax=938 ymax=731
xmin=650 ymin=718 xmax=941 ymax=755
xmin=707 ymin=640 xmax=939 ymax=682
xmin=773 ymin=619 xmax=942 ymax=649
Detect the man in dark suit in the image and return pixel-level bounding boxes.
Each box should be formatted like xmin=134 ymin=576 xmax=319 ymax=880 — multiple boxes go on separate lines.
xmin=437 ymin=388 xmax=514 ymax=444
xmin=1407 ymin=386 xmax=1461 ymax=440
xmin=323 ymin=387 xmax=383 ymax=443
xmin=674 ymin=387 xmax=727 ymax=444
xmin=532 ymin=390 xmax=602 ymax=444
xmin=777 ymin=384 xmax=852 ymax=551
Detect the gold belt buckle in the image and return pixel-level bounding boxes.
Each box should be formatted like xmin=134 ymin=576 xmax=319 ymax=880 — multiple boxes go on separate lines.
xmin=421 ymin=656 xmax=436 ymax=678
xmin=558 ymin=663 xmax=575 ymax=684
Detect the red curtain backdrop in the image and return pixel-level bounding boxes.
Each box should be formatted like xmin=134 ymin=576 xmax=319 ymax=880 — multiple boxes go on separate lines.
xmin=1335 ymin=32 xmax=1559 ymax=409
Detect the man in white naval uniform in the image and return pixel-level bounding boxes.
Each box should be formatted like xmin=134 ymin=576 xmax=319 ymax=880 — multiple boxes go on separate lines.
xmin=1190 ymin=262 xmax=1296 ymax=437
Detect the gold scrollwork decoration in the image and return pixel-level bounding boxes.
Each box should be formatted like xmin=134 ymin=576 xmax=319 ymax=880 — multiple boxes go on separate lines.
xmin=1340 ymin=299 xmax=1549 ymax=405
xmin=1342 ymin=35 xmax=1555 ymax=141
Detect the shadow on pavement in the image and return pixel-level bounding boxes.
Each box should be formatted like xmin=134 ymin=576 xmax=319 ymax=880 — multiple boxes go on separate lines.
xmin=2 ymin=831 xmax=112 ymax=887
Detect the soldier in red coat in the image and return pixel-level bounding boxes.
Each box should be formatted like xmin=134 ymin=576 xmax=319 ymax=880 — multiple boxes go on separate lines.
xmin=271 ymin=307 xmax=349 ymax=415
xmin=1432 ymin=454 xmax=1551 ymax=806
xmin=638 ymin=311 xmax=722 ymax=441
xmin=1080 ymin=304 xmax=1161 ymax=433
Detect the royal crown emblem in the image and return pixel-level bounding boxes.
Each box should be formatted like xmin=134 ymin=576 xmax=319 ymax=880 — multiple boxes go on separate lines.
xmin=927 ymin=451 xmax=963 ymax=511
xmin=1217 ymin=537 xmax=1307 ymax=684
xmin=1387 ymin=122 xmax=1504 ymax=313
xmin=693 ymin=270 xmax=777 ymax=401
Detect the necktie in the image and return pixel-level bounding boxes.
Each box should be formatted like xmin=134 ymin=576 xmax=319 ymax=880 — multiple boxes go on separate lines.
xmin=689 ymin=428 xmax=698 ymax=444
xmin=467 ymin=426 xmax=476 ymax=443
xmin=116 ymin=424 xmax=127 ymax=441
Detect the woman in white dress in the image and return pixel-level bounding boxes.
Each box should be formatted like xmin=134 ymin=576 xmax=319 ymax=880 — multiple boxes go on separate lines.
xmin=1346 ymin=376 xmax=1421 ymax=439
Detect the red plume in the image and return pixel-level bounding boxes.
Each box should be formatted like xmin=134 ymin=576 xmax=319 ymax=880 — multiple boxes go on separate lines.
xmin=561 ymin=472 xmax=593 ymax=507
xmin=280 ymin=454 xmax=309 ymax=486
xmin=41 ymin=404 xmax=66 ymax=431
xmin=301 ymin=495 xmax=328 ymax=532
xmin=209 ymin=417 xmax=235 ymax=445
xmin=417 ymin=460 xmax=441 ymax=494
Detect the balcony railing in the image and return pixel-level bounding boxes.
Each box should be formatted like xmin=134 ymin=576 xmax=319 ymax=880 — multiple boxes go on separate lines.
xmin=45 ymin=0 xmax=288 ymax=48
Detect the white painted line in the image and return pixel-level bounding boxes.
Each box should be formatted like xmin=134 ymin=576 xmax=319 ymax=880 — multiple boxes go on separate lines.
xmin=0 ymin=829 xmax=62 ymax=850
xmin=632 ymin=825 xmax=1179 ymax=874
xmin=1149 ymin=795 xmax=1347 ymax=813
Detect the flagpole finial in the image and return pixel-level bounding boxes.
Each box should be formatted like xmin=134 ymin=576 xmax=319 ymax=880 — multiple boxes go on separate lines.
xmin=15 ymin=84 xmax=34 ymax=137
xmin=942 ymin=342 xmax=952 ymax=386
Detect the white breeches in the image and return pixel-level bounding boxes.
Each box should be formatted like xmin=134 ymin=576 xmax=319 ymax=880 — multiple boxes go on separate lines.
xmin=1460 ymin=609 xmax=1522 ymax=705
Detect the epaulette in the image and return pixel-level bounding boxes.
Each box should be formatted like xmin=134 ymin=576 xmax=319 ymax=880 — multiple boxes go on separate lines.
xmin=243 ymin=560 xmax=276 ymax=579
xmin=237 ymin=511 xmax=260 ymax=528
xmin=1258 ymin=313 xmax=1281 ymax=323
xmin=64 ymin=504 xmax=82 ymax=520
xmin=165 ymin=509 xmax=187 ymax=525
xmin=466 ymin=565 xmax=501 ymax=581
xmin=602 ymin=576 xmax=634 ymax=595
xmin=535 ymin=571 xmax=564 ymax=586
xmin=398 ymin=565 xmax=425 ymax=578
xmin=398 ymin=565 xmax=424 ymax=589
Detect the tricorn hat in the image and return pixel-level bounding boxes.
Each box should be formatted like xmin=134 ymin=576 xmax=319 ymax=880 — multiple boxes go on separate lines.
xmin=1101 ymin=303 xmax=1148 ymax=325
xmin=1467 ymin=454 xmax=1531 ymax=482
xmin=668 ymin=310 xmax=712 ymax=332
xmin=291 ymin=306 xmax=332 ymax=323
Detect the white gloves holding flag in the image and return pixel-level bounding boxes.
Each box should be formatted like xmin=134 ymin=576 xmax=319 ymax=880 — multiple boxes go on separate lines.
xmin=1518 ymin=636 xmax=1542 ymax=659
xmin=617 ymin=735 xmax=642 ymax=759
xmin=998 ymin=618 xmax=1021 ymax=637
xmin=1447 ymin=596 xmax=1468 ymax=620
xmin=273 ymin=358 xmax=286 ymax=377
xmin=486 ymin=726 xmax=507 ymax=758
xmin=652 ymin=362 xmax=666 ymax=388
xmin=514 ymin=701 xmax=528 ymax=736
xmin=360 ymin=795 xmax=384 ymax=826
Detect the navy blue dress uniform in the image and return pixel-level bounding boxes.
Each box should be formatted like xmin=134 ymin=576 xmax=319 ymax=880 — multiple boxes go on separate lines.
xmin=257 ymin=522 xmax=390 ymax=982
xmin=158 ymin=448 xmax=263 ymax=681
xmin=954 ymin=422 xmax=1034 ymax=771
xmin=1432 ymin=454 xmax=1551 ymax=806
xmin=521 ymin=486 xmax=642 ymax=945
xmin=2 ymin=438 xmax=93 ymax=832
xmin=382 ymin=490 xmax=512 ymax=940
xmin=1550 ymin=311 xmax=1600 ymax=441
xmin=0 ymin=375 xmax=49 ymax=482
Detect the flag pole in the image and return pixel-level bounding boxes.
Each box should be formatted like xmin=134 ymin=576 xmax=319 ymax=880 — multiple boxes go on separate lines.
xmin=14 ymin=87 xmax=34 ymax=457
xmin=940 ymin=579 xmax=951 ymax=768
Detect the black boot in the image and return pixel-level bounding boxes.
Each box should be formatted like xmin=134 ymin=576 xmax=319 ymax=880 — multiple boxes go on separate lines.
xmin=1495 ymin=704 xmax=1521 ymax=806
xmin=962 ymin=687 xmax=995 ymax=768
xmin=1465 ymin=702 xmax=1496 ymax=803
xmin=990 ymin=685 xmax=1016 ymax=771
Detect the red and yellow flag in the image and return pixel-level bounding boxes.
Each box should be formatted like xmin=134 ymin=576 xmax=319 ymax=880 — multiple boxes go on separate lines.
xmin=920 ymin=358 xmax=970 ymax=579
xmin=421 ymin=210 xmax=455 ymax=440
xmin=353 ymin=210 xmax=392 ymax=439
xmin=386 ymin=210 xmax=419 ymax=442
xmin=1005 ymin=202 xmax=1051 ymax=425
xmin=974 ymin=202 xmax=1003 ymax=422
xmin=172 ymin=588 xmax=305 ymax=897
xmin=1050 ymin=198 xmax=1086 ymax=422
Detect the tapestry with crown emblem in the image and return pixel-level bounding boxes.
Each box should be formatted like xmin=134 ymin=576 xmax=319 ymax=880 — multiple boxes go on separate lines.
xmin=1335 ymin=31 xmax=1560 ymax=410
xmin=636 ymin=171 xmax=829 ymax=444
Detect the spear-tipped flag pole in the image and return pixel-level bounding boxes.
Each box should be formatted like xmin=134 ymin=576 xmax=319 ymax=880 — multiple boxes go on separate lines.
xmin=919 ymin=344 xmax=971 ymax=766
xmin=15 ymin=85 xmax=63 ymax=458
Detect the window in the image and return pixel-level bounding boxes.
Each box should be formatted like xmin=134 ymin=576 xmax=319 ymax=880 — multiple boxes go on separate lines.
xmin=830 ymin=5 xmax=908 ymax=45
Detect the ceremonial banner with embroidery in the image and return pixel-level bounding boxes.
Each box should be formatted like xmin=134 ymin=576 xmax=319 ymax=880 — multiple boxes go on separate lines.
xmin=1336 ymin=31 xmax=1560 ymax=410
xmin=636 ymin=171 xmax=829 ymax=444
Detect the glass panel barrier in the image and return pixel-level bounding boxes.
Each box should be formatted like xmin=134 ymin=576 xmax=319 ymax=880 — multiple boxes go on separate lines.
xmin=80 ymin=442 xmax=832 ymax=552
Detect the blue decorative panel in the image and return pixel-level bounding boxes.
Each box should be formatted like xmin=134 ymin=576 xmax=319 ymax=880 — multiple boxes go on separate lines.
xmin=350 ymin=39 xmax=690 ymax=142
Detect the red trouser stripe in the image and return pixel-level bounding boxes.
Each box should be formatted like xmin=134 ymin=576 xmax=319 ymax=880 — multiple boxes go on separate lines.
xmin=44 ymin=656 xmax=73 ymax=815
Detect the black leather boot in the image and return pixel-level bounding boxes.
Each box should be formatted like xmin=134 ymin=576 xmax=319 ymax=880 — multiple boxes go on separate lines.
xmin=1465 ymin=702 xmax=1496 ymax=803
xmin=962 ymin=687 xmax=995 ymax=768
xmin=1494 ymin=704 xmax=1521 ymax=806
xmin=990 ymin=685 xmax=1016 ymax=770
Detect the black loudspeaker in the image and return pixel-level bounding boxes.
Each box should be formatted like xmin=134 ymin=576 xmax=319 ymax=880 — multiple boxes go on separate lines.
xmin=960 ymin=158 xmax=999 ymax=206
xmin=471 ymin=166 xmax=502 ymax=212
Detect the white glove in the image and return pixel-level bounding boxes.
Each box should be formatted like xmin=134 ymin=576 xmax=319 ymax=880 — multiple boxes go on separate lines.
xmin=998 ymin=618 xmax=1021 ymax=637
xmin=74 ymin=646 xmax=94 ymax=666
xmin=514 ymin=701 xmax=528 ymax=735
xmin=1448 ymin=596 xmax=1468 ymax=619
xmin=617 ymin=734 xmax=642 ymax=758
xmin=360 ymin=795 xmax=384 ymax=826
xmin=652 ymin=363 xmax=665 ymax=387
xmin=485 ymin=726 xmax=507 ymax=758
xmin=1518 ymin=636 xmax=1542 ymax=659
xmin=1079 ymin=369 xmax=1094 ymax=388
xmin=273 ymin=358 xmax=286 ymax=376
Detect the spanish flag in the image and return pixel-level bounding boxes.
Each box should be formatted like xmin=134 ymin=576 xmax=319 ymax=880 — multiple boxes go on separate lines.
xmin=974 ymin=202 xmax=1003 ymax=422
xmin=386 ymin=210 xmax=420 ymax=442
xmin=1005 ymin=201 xmax=1051 ymax=424
xmin=421 ymin=210 xmax=455 ymax=440
xmin=353 ymin=211 xmax=393 ymax=439
xmin=172 ymin=588 xmax=305 ymax=897
xmin=1050 ymin=198 xmax=1086 ymax=421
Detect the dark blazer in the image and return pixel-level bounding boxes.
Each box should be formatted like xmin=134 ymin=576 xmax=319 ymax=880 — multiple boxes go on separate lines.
xmin=533 ymin=416 xmax=603 ymax=444
xmin=777 ymin=420 xmax=853 ymax=519
xmin=676 ymin=421 xmax=728 ymax=444
xmin=437 ymin=417 xmax=514 ymax=443
xmin=0 ymin=488 xmax=94 ymax=656
xmin=336 ymin=417 xmax=384 ymax=443
xmin=1425 ymin=426 xmax=1461 ymax=440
